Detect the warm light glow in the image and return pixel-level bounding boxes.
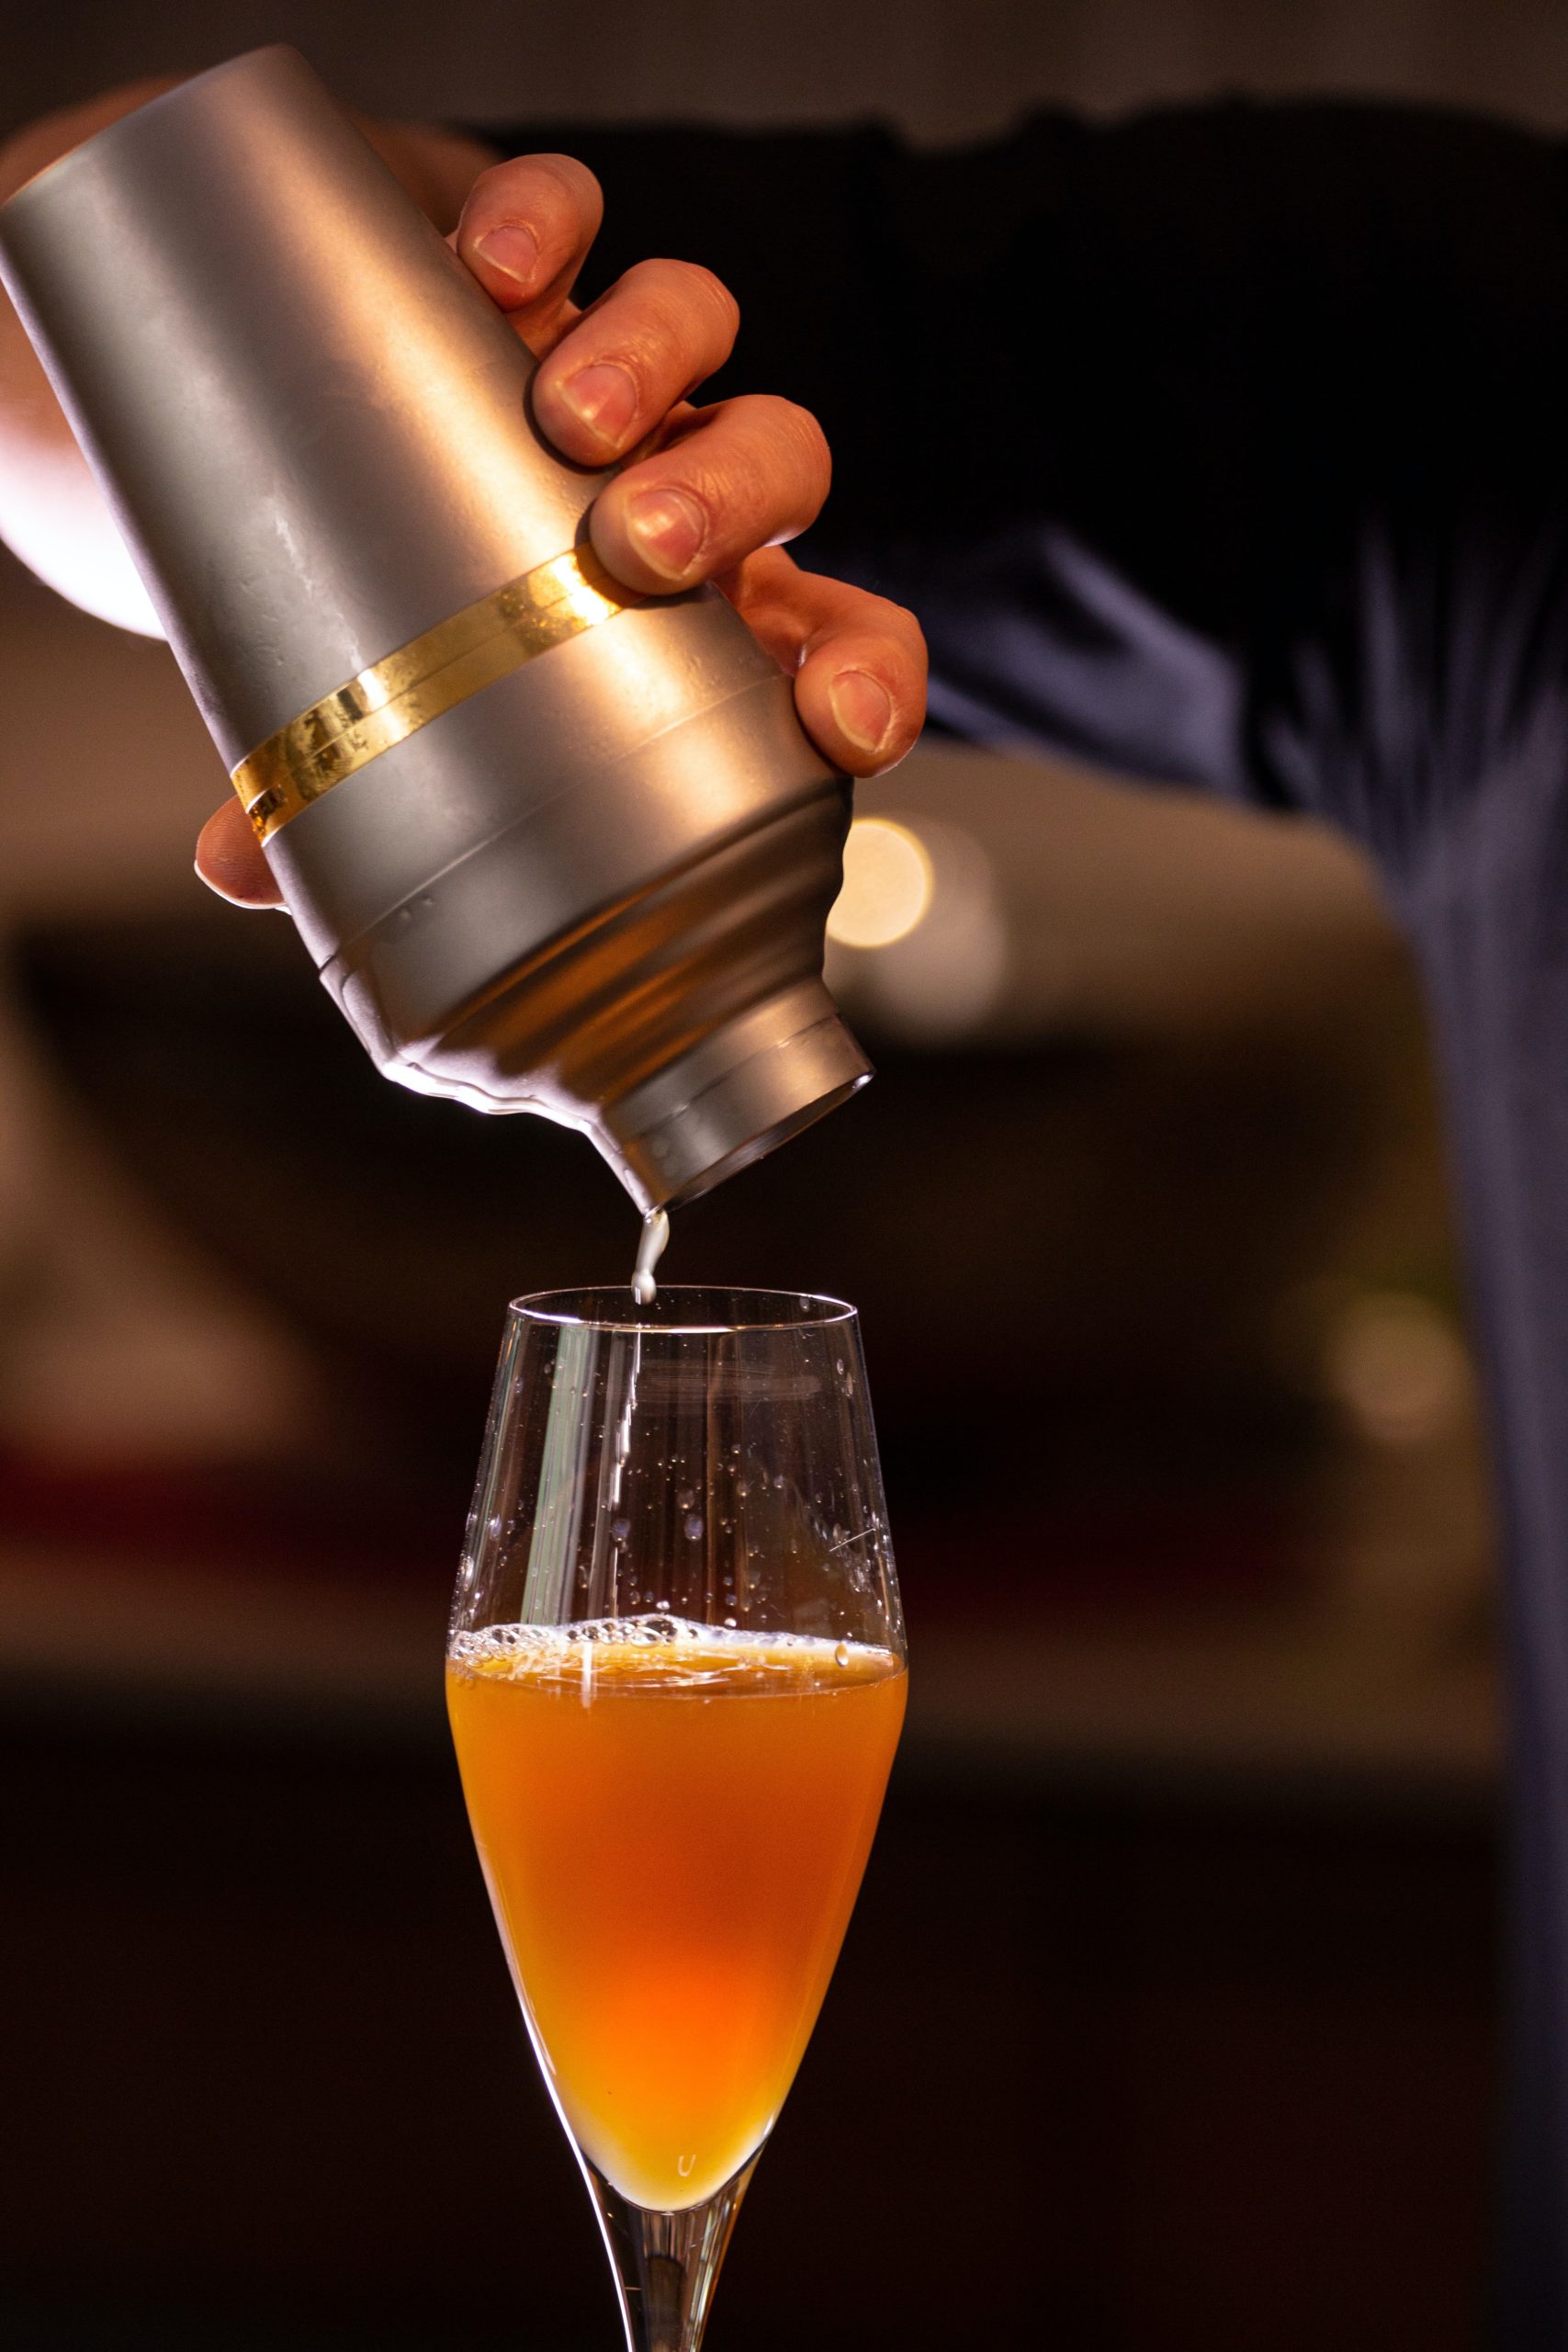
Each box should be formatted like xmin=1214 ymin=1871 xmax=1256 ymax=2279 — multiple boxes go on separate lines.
xmin=1325 ymin=1291 xmax=1474 ymax=1447
xmin=828 ymin=817 xmax=935 ymax=949
xmin=826 ymin=813 xmax=1010 ymax=1043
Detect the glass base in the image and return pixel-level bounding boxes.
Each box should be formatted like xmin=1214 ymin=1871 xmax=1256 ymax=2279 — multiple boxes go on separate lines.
xmin=584 ymin=2152 xmax=761 ymax=2352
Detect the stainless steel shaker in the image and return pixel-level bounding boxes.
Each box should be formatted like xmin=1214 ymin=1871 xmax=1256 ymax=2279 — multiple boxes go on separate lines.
xmin=0 ymin=45 xmax=871 ymax=1209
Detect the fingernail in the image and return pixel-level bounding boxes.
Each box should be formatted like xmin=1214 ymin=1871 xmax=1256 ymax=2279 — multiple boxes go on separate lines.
xmin=475 ymin=224 xmax=539 ymax=286
xmin=623 ymin=486 xmax=707 ymax=579
xmin=557 ymin=362 xmax=638 ymax=447
xmin=828 ymin=670 xmax=894 ymax=755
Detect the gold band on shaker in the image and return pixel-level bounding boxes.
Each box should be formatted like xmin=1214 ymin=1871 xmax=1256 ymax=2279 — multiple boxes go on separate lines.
xmin=230 ymin=547 xmax=644 ymax=843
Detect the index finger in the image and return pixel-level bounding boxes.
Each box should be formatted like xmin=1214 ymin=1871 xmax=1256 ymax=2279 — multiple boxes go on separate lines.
xmin=452 ymin=153 xmax=604 ymax=356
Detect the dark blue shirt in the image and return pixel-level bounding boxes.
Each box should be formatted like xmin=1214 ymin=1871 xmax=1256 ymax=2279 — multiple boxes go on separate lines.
xmin=497 ymin=101 xmax=1568 ymax=2335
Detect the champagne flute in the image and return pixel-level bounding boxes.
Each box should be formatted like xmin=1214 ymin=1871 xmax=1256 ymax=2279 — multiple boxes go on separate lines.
xmin=446 ymin=1286 xmax=907 ymax=2352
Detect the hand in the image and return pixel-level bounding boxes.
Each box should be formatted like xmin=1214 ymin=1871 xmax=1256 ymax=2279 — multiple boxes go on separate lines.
xmin=196 ymin=147 xmax=927 ymax=906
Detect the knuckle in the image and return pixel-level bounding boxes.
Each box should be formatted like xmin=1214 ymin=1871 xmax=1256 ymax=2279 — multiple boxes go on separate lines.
xmin=471 ymin=151 xmax=602 ymax=237
xmin=615 ymin=255 xmax=668 ymax=298
xmin=857 ymin=590 xmax=925 ymax=659
xmin=679 ymin=261 xmax=741 ymax=341
xmin=465 ymin=157 xmax=526 ymax=220
xmin=630 ymin=256 xmax=737 ymax=318
xmin=618 ymin=258 xmax=739 ymax=365
xmin=647 ymin=395 xmax=838 ymax=561
xmin=756 ymin=396 xmax=832 ymax=485
xmin=799 ymin=411 xmax=834 ymax=490
xmin=887 ymin=597 xmax=927 ymax=650
xmin=525 ymin=152 xmax=604 ymax=218
xmin=663 ymin=446 xmax=770 ymax=552
xmin=703 ymin=442 xmax=774 ymax=532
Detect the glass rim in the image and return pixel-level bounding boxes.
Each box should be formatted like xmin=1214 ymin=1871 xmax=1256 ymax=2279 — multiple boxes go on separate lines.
xmin=508 ymin=1283 xmax=859 ymax=1336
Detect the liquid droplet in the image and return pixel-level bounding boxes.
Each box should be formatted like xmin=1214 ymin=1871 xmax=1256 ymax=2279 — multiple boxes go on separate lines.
xmin=630 ymin=1207 xmax=671 ymax=1306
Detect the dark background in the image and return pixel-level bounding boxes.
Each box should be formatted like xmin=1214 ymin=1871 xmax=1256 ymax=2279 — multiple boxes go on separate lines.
xmin=0 ymin=6 xmax=1533 ymax=2346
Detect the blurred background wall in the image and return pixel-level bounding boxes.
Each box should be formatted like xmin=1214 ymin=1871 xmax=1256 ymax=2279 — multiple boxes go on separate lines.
xmin=0 ymin=6 xmax=1534 ymax=2349
xmin=8 ymin=0 xmax=1568 ymax=139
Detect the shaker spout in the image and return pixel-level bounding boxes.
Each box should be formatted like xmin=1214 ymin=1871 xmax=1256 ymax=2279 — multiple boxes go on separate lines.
xmin=594 ymin=982 xmax=874 ymax=1212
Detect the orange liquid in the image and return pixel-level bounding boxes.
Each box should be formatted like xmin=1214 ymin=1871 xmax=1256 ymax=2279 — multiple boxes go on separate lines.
xmin=446 ymin=1620 xmax=906 ymax=2210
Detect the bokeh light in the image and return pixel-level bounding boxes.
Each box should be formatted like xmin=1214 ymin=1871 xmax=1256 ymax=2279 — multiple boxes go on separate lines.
xmin=827 ymin=817 xmax=935 ymax=949
xmin=1325 ymin=1290 xmax=1476 ymax=1447
xmin=827 ymin=812 xmax=1010 ymax=1044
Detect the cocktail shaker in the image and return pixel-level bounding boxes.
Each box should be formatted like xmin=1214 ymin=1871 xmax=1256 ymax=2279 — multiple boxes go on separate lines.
xmin=0 ymin=45 xmax=871 ymax=1209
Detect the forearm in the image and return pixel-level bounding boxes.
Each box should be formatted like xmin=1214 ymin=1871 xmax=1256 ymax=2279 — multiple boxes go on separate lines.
xmin=0 ymin=80 xmax=493 ymax=633
xmin=0 ymin=82 xmax=184 ymax=630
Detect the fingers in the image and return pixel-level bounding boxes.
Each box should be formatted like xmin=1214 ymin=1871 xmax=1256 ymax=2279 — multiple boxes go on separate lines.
xmin=532 ymin=257 xmax=739 ymax=464
xmin=196 ymin=799 xmax=281 ymax=907
xmin=197 ymin=152 xmax=921 ymax=922
xmin=455 ymin=161 xmax=821 ymax=615
xmin=453 ymin=152 xmax=604 ymax=355
xmin=590 ymin=395 xmax=830 ymax=594
xmin=728 ymin=548 xmax=927 ymax=776
xmin=457 ymin=160 xmax=741 ymax=458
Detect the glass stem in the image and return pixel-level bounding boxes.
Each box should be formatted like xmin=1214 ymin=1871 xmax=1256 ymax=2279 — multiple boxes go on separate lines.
xmin=585 ymin=2155 xmax=759 ymax=2352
